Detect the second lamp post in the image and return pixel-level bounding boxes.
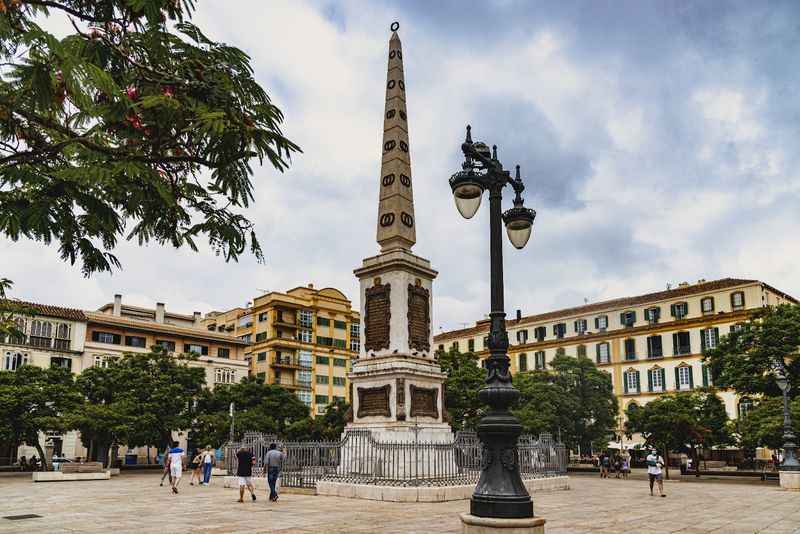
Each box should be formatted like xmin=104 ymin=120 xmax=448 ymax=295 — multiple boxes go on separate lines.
xmin=449 ymin=125 xmax=536 ymax=519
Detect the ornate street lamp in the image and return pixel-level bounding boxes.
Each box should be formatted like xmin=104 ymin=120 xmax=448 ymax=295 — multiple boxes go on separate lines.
xmin=449 ymin=125 xmax=536 ymax=519
xmin=775 ymin=366 xmax=800 ymax=470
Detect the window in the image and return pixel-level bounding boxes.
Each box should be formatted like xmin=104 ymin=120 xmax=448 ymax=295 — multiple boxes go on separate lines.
xmin=534 ymin=351 xmax=546 ymax=370
xmin=238 ymin=315 xmax=253 ymax=327
xmin=333 ymin=376 xmax=346 ymax=386
xmin=334 ymin=320 xmax=346 ymax=330
xmin=534 ymin=327 xmax=546 ymax=342
xmin=317 ymin=317 xmax=330 ymax=327
xmin=701 ymin=328 xmax=719 ymax=352
xmin=670 ymin=302 xmax=688 ymax=319
xmin=555 ymin=347 xmax=566 ymax=357
xmin=620 ymin=311 xmax=636 ymax=327
xmin=577 ymin=344 xmax=587 ymax=358
xmin=350 ymin=338 xmax=360 ymax=352
xmin=51 ymin=356 xmax=72 ymax=370
xmin=317 ymin=336 xmax=333 ymax=346
xmin=451 ymin=341 xmax=460 ymax=351
xmin=594 ymin=315 xmax=608 ymax=330
xmin=624 ymin=339 xmax=636 ymax=360
xmin=316 ymin=375 xmax=329 ymax=385
xmin=299 ymin=309 xmax=313 ymax=328
xmin=574 ymin=319 xmax=587 ymax=334
xmin=648 ymin=367 xmax=665 ymax=392
xmin=30 ymin=319 xmax=52 ymax=338
xmin=315 ymin=394 xmax=329 ymax=404
xmin=647 ymin=335 xmax=663 ymax=358
xmin=156 ymin=340 xmax=176 ymax=352
xmin=350 ymin=323 xmax=360 ymax=338
xmin=553 ymin=323 xmax=566 ymax=339
xmin=644 ymin=307 xmax=660 ymax=323
xmin=729 ymin=323 xmax=744 ymax=333
xmin=316 ymin=355 xmax=329 ymax=365
xmin=257 ymin=352 xmax=267 ymax=361
xmin=296 ymin=391 xmax=312 ymax=406
xmin=596 ymin=342 xmax=610 ymax=364
xmin=214 ymin=367 xmax=235 ymax=385
xmin=702 ymin=364 xmax=713 ymax=387
xmin=255 ymin=332 xmax=267 ymax=342
xmin=238 ymin=334 xmax=252 ymax=344
xmin=624 ymin=370 xmax=640 ymax=394
xmin=701 ymin=297 xmax=714 ymax=314
xmin=333 ymin=358 xmax=347 ymax=367
xmin=516 ymin=330 xmax=528 ymax=344
xmin=217 ymin=348 xmax=230 ymax=359
xmin=92 ymin=331 xmax=121 ymax=345
xmin=3 ymin=351 xmax=28 ymax=370
xmin=333 ymin=395 xmax=346 ymax=403
xmin=55 ymin=323 xmax=70 ymax=339
xmin=672 ymin=332 xmax=691 ymax=355
xmin=256 ymin=372 xmax=266 ymax=383
xmin=184 ymin=344 xmax=209 ymax=355
xmin=676 ymin=366 xmax=693 ymax=390
xmin=299 ymin=351 xmax=313 ymax=368
xmin=518 ymin=353 xmax=528 ymax=372
xmin=731 ymin=291 xmax=745 ymax=310
xmin=298 ymin=370 xmax=312 ymax=386
xmin=125 ymin=335 xmax=147 ymax=348
xmin=258 ymin=312 xmax=268 ymax=322
xmin=53 ymin=338 xmax=70 ymax=351
xmin=299 ymin=329 xmax=313 ymax=343
xmin=738 ymin=397 xmax=753 ymax=419
xmin=93 ymin=354 xmax=112 ymax=368
xmin=333 ymin=339 xmax=347 ymax=349
xmin=468 ymin=338 xmax=475 ymax=352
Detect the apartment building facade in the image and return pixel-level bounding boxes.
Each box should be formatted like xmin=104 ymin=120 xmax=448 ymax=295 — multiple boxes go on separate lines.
xmin=203 ymin=284 xmax=360 ymax=415
xmin=433 ymin=278 xmax=797 ymax=446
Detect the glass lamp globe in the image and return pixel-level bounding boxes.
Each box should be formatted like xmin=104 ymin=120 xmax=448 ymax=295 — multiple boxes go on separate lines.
xmin=449 ymin=170 xmax=484 ymax=219
xmin=502 ymin=205 xmax=536 ymax=249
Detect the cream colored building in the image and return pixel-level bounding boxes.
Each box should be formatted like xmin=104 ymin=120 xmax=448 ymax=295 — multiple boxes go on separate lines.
xmin=204 ymin=284 xmax=360 ymax=416
xmin=433 ymin=278 xmax=797 ymax=446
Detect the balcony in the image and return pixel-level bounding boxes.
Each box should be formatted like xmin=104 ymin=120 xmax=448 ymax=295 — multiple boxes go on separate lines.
xmin=272 ymin=356 xmax=302 ymax=370
xmin=278 ymin=380 xmax=312 ymax=391
xmin=274 ymin=318 xmax=297 ymax=329
xmin=270 ymin=337 xmax=301 ymax=349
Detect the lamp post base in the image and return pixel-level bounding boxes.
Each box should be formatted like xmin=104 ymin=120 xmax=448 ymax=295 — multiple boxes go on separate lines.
xmin=779 ymin=468 xmax=800 ymax=491
xmin=460 ymin=513 xmax=545 ymax=534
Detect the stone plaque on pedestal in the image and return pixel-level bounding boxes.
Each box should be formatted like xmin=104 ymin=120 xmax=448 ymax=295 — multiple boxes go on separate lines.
xmin=364 ymin=282 xmax=391 ymax=352
xmin=357 ymin=384 xmax=391 ymax=418
xmin=408 ymin=283 xmax=430 ymax=352
xmin=410 ymin=384 xmax=439 ymax=418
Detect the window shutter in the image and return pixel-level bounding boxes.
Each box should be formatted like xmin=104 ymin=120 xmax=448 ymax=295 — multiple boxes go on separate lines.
xmin=619 ymin=312 xmax=626 ymax=325
xmin=702 ymin=365 xmax=708 ymax=387
xmin=688 ymin=366 xmax=694 ymax=389
xmin=635 ymin=371 xmax=640 ymax=393
xmin=623 ymin=373 xmax=629 ymax=394
xmin=675 ymin=367 xmax=680 ymax=390
xmin=700 ymin=329 xmax=706 ymax=352
xmin=713 ymin=328 xmax=719 ymax=346
xmin=672 ymin=333 xmax=678 ymax=355
xmin=647 ymin=369 xmax=653 ymax=392
xmin=670 ymin=304 xmax=676 ymax=317
xmin=113 ymin=334 xmax=121 ymax=344
xmin=595 ymin=344 xmax=601 ymax=364
xmin=660 ymin=368 xmax=666 ymax=390
xmin=91 ymin=331 xmax=99 ymax=342
xmin=202 ymin=346 xmax=209 ymax=355
xmin=594 ymin=317 xmax=599 ymax=329
xmin=184 ymin=344 xmax=189 ymax=353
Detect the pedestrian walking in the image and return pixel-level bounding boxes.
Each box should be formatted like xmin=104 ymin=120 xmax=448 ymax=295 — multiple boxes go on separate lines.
xmin=621 ymin=452 xmax=630 ymax=480
xmin=167 ymin=441 xmax=186 ymax=494
xmin=189 ymin=450 xmax=203 ymax=486
xmin=201 ymin=446 xmax=215 ymax=485
xmin=264 ymin=443 xmax=286 ymax=502
xmin=599 ymin=452 xmax=610 ymax=478
xmin=159 ymin=448 xmax=171 ymax=487
xmin=614 ymin=454 xmax=622 ymax=478
xmin=236 ymin=447 xmax=257 ymax=503
xmin=646 ymin=448 xmax=666 ymax=497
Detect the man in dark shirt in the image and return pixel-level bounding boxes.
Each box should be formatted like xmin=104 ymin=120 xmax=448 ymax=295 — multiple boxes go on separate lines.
xmin=236 ymin=447 xmax=257 ymax=503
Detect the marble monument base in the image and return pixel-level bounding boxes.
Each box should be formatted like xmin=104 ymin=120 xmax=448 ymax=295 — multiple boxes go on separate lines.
xmin=779 ymin=470 xmax=800 ymax=490
xmin=460 ymin=514 xmax=545 ymax=534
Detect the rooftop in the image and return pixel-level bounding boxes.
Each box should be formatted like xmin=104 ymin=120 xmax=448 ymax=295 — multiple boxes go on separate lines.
xmin=0 ymin=299 xmax=87 ymax=322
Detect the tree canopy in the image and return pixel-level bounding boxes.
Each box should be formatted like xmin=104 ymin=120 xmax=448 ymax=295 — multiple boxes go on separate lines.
xmin=704 ymin=304 xmax=800 ymax=399
xmin=513 ymin=355 xmax=617 ymax=452
xmin=736 ymin=396 xmax=800 ymax=455
xmin=436 ymin=347 xmax=485 ymax=431
xmin=0 ymin=0 xmax=300 ymax=275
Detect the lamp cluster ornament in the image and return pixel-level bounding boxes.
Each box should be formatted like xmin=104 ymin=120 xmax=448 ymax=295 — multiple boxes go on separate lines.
xmin=450 ymin=125 xmax=537 ymax=519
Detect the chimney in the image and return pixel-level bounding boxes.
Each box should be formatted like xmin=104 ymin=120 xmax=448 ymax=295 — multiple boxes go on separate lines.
xmin=193 ymin=311 xmax=201 ymax=328
xmin=155 ymin=302 xmax=165 ymax=323
xmin=516 ymin=309 xmax=522 ymax=321
xmin=678 ymin=282 xmax=690 ymax=288
xmin=113 ymin=294 xmax=122 ymax=316
xmin=308 ymin=283 xmax=314 ymax=289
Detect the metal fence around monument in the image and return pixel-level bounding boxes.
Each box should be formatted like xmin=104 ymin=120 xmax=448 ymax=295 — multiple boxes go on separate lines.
xmin=223 ymin=430 xmax=566 ymax=488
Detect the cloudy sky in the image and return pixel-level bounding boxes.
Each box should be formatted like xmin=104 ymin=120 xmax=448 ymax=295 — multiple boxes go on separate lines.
xmin=3 ymin=0 xmax=799 ymax=332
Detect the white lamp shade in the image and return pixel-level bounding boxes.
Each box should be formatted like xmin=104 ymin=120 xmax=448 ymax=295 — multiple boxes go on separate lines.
xmin=453 ymin=183 xmax=483 ymax=219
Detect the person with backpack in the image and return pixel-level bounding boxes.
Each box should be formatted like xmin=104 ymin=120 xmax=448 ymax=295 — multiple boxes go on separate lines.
xmin=646 ymin=448 xmax=666 ymax=497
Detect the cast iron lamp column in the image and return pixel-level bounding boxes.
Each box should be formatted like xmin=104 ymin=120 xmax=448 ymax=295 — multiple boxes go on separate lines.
xmin=775 ymin=366 xmax=800 ymax=470
xmin=449 ymin=125 xmax=536 ymax=519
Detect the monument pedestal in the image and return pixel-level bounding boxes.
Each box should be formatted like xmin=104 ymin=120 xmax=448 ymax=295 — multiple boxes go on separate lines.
xmin=779 ymin=469 xmax=800 ymax=490
xmin=460 ymin=514 xmax=546 ymax=534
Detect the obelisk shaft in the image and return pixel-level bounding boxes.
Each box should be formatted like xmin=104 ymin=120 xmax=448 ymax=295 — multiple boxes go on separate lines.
xmin=376 ymin=30 xmax=416 ymax=253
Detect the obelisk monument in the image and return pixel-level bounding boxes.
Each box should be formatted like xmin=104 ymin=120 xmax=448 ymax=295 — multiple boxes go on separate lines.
xmin=348 ymin=22 xmax=450 ymax=442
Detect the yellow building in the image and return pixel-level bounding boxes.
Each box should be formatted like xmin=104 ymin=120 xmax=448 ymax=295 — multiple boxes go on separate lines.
xmin=204 ymin=284 xmax=360 ymax=415
xmin=433 ymin=278 xmax=797 ymax=446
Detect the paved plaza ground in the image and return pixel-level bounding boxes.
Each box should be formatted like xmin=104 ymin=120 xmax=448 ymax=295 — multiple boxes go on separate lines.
xmin=0 ymin=472 xmax=798 ymax=533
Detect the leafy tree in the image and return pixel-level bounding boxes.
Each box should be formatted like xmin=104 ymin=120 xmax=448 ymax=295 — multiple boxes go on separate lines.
xmin=0 ymin=0 xmax=300 ymax=276
xmin=284 ymin=399 xmax=350 ymax=442
xmin=514 ymin=355 xmax=617 ymax=453
xmin=436 ymin=347 xmax=485 ymax=431
xmin=705 ymin=304 xmax=800 ymax=399
xmin=0 ymin=278 xmax=35 ymax=338
xmin=736 ymin=397 xmax=800 ymax=456
xmin=625 ymin=390 xmax=732 ymax=477
xmin=70 ymin=347 xmax=205 ymax=465
xmin=0 ymin=364 xmax=82 ymax=469
xmin=190 ymin=377 xmax=309 ymax=447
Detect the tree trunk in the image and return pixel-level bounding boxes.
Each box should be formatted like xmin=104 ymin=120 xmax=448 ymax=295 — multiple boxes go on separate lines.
xmin=664 ymin=444 xmax=670 ymax=480
xmin=34 ymin=441 xmax=49 ymax=471
xmin=694 ymin=446 xmax=701 ymax=477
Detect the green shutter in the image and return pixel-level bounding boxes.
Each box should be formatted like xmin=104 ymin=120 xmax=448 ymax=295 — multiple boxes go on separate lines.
xmin=702 ymin=365 xmax=708 ymax=387
xmin=672 ymin=333 xmax=678 ymax=355
xmin=647 ymin=369 xmax=653 ymax=392
xmin=713 ymin=328 xmax=719 ymax=346
xmin=688 ymin=366 xmax=694 ymax=389
xmin=660 ymin=368 xmax=666 ymax=390
xmin=700 ymin=329 xmax=706 ymax=353
xmin=596 ymin=344 xmax=601 ymax=364
xmin=635 ymin=371 xmax=641 ymax=393
xmin=623 ymin=372 xmax=629 ymax=394
xmin=675 ymin=367 xmax=680 ymax=390
xmin=619 ymin=312 xmax=626 ymax=325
